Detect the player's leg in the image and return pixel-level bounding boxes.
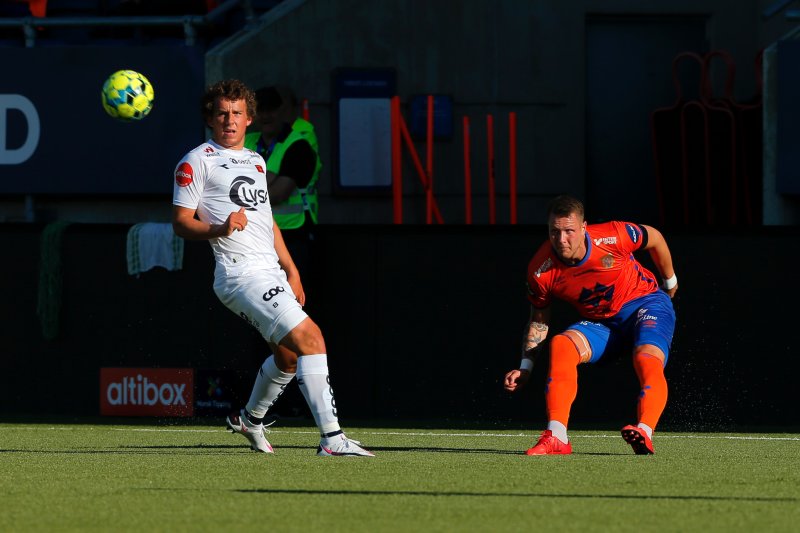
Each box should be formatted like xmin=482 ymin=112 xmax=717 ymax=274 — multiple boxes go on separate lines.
xmin=621 ymin=346 xmax=667 ymax=453
xmin=621 ymin=291 xmax=675 ymax=454
xmin=215 ymin=267 xmax=306 ymax=454
xmin=242 ymin=344 xmax=297 ymax=424
xmin=226 ymin=349 xmax=293 ymax=453
xmin=527 ymin=327 xmax=597 ymax=456
xmin=279 ymin=319 xmax=374 ymax=457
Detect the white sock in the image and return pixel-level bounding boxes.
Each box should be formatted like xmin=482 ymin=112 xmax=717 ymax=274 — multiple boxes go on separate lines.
xmin=245 ymin=355 xmax=295 ymax=419
xmin=547 ymin=420 xmax=569 ymax=444
xmin=637 ymin=422 xmax=653 ymax=439
xmin=296 ymin=354 xmax=341 ymax=435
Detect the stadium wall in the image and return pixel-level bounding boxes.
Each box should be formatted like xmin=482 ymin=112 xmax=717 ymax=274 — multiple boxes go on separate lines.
xmin=2 ymin=223 xmax=798 ymax=430
xmin=3 ymin=0 xmax=800 ymax=226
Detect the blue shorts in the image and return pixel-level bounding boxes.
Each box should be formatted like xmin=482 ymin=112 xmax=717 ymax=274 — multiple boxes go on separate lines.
xmin=566 ymin=290 xmax=676 ymax=365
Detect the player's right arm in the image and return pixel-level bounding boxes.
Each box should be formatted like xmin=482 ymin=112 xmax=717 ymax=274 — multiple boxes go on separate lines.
xmin=504 ymin=305 xmax=551 ymax=392
xmin=171 ymin=151 xmax=249 ymax=240
xmin=172 ymin=205 xmax=247 ymax=240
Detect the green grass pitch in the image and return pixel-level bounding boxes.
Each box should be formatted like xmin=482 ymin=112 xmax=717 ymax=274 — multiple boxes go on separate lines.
xmin=2 ymin=421 xmax=799 ymax=532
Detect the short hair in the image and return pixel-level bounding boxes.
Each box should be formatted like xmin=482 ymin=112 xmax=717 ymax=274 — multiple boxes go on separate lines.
xmin=546 ymin=195 xmax=585 ymax=222
xmin=255 ymin=85 xmax=298 ymax=114
xmin=201 ymin=79 xmax=256 ymax=120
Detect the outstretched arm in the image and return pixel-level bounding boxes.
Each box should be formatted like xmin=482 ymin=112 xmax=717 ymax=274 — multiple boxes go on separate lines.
xmin=642 ymin=224 xmax=678 ymax=298
xmin=504 ymin=306 xmax=551 ymax=392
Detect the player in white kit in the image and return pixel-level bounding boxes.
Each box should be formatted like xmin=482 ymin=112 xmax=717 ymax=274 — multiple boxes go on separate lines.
xmin=172 ymin=79 xmax=373 ymax=457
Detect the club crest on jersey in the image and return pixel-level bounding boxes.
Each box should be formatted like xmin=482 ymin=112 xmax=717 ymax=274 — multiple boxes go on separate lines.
xmin=175 ymin=162 xmax=193 ymax=187
xmin=229 ymin=176 xmax=268 ymax=210
xmin=601 ymin=254 xmax=614 ymax=268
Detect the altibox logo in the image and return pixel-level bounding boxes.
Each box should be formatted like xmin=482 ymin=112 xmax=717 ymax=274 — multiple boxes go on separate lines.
xmin=100 ymin=368 xmax=194 ymax=417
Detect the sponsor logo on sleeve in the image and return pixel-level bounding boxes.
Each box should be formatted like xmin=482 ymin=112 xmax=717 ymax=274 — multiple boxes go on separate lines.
xmin=256 ymin=164 xmax=264 ymax=173
xmin=175 ymin=162 xmax=193 ymax=187
xmin=535 ymin=258 xmax=553 ymax=278
xmin=625 ymin=223 xmax=640 ymax=244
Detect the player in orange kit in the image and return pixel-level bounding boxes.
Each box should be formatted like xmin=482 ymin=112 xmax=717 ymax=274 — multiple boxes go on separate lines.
xmin=503 ymin=195 xmax=678 ymax=455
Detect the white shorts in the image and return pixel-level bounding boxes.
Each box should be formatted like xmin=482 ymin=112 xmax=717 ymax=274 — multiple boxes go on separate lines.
xmin=213 ymin=260 xmax=308 ymax=345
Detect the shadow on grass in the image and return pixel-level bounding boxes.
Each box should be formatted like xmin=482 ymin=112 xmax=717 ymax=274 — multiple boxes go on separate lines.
xmin=121 ymin=444 xmax=524 ymax=455
xmin=233 ymin=487 xmax=800 ymax=503
xmin=0 ymin=444 xmax=521 ymax=455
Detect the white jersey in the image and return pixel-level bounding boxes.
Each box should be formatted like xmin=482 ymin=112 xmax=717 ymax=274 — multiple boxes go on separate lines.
xmin=172 ymin=140 xmax=279 ymax=269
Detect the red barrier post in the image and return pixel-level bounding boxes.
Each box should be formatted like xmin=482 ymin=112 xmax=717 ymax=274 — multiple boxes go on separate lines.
xmin=426 ymin=95 xmax=434 ymax=224
xmin=399 ymin=117 xmax=444 ymax=224
xmin=463 ymin=116 xmax=472 ymax=225
xmin=302 ymin=98 xmax=309 ymax=121
xmin=509 ymin=112 xmax=518 ymax=224
xmin=487 ymin=114 xmax=496 ymax=225
xmin=391 ymin=96 xmax=402 ymax=224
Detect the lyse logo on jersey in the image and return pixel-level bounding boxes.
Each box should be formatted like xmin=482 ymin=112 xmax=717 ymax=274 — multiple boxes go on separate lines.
xmin=229 ymin=176 xmax=268 ymax=210
xmin=175 ymin=162 xmax=193 ymax=187
xmin=100 ymin=368 xmax=194 ymax=417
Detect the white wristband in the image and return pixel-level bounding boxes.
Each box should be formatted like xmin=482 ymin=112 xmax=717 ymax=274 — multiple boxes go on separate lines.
xmin=662 ymin=274 xmax=677 ymax=290
xmin=519 ymin=358 xmax=534 ymax=372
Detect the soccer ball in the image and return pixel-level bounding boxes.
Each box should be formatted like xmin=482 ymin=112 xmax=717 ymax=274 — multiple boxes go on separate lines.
xmin=101 ymin=70 xmax=154 ymax=121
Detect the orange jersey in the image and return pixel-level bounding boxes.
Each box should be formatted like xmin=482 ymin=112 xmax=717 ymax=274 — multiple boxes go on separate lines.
xmin=526 ymin=221 xmax=659 ymax=319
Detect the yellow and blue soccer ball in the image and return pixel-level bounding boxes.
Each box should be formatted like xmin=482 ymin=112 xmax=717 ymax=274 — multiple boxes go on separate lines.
xmin=101 ymin=70 xmax=154 ymax=121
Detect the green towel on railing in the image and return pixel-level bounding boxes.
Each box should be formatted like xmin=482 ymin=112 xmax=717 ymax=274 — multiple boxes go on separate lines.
xmin=37 ymin=221 xmax=72 ymax=341
xmin=126 ymin=222 xmax=184 ymax=276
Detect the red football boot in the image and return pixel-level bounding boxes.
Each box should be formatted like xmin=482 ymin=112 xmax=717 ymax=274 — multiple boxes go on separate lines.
xmin=525 ymin=430 xmax=572 ymax=456
xmin=621 ymin=425 xmax=655 ymax=455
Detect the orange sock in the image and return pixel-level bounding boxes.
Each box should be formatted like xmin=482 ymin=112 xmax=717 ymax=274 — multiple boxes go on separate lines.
xmin=545 ymin=335 xmax=581 ymax=427
xmin=633 ymin=353 xmax=668 ymax=430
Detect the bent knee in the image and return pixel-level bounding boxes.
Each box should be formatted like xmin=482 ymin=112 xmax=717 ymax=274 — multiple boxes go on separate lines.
xmin=550 ymin=333 xmax=585 ymax=364
xmin=634 ymin=344 xmax=666 ymax=366
xmin=282 ymin=318 xmax=326 ymax=355
xmin=554 ymin=330 xmax=592 ymax=363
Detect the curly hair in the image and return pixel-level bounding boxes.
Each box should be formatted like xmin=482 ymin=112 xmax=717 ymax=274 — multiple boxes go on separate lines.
xmin=200 ymin=79 xmax=256 ymax=120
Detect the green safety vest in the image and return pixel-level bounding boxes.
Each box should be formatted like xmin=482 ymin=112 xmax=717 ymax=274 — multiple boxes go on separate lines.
xmin=245 ymin=118 xmax=321 ymax=229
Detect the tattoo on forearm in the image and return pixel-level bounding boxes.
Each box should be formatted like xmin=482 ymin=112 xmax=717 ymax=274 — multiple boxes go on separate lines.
xmin=524 ymin=322 xmax=549 ymax=352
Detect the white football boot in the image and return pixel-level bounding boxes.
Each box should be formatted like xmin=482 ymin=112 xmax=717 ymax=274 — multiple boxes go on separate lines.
xmin=317 ymin=431 xmax=374 ymax=457
xmin=226 ymin=409 xmax=274 ymax=454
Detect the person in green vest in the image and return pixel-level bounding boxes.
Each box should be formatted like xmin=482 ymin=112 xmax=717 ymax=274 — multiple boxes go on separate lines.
xmin=245 ymin=86 xmax=320 ymax=232
xmin=244 ymin=85 xmax=323 ymax=421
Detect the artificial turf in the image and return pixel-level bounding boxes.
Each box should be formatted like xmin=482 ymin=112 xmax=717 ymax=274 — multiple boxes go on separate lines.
xmin=2 ymin=422 xmax=799 ymax=532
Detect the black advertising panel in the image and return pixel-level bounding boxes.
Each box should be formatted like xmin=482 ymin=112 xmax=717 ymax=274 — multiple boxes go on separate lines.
xmin=331 ymin=67 xmax=396 ymax=192
xmin=0 ymin=45 xmax=204 ymax=194
xmin=777 ymin=40 xmax=800 ymax=195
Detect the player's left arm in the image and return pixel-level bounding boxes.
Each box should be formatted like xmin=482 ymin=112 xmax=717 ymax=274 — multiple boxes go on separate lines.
xmin=272 ymin=220 xmax=305 ymax=306
xmin=640 ymin=224 xmax=678 ymax=297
